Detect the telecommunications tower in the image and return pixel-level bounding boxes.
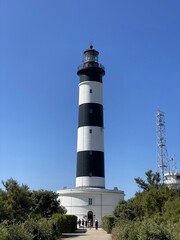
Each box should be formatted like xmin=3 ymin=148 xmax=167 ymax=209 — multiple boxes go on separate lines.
xmin=156 ymin=110 xmax=168 ymax=183
xmin=156 ymin=110 xmax=180 ymax=189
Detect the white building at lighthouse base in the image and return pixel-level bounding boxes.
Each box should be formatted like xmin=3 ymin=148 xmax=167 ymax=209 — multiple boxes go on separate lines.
xmin=57 ymin=187 xmax=124 ymax=226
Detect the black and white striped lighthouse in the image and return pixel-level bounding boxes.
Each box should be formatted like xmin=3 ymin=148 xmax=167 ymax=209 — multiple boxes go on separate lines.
xmin=76 ymin=45 xmax=105 ymax=189
xmin=57 ymin=46 xmax=124 ymax=223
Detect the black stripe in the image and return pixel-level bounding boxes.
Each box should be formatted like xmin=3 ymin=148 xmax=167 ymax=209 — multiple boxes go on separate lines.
xmin=76 ymin=151 xmax=104 ymax=177
xmin=78 ymin=103 xmax=103 ymax=127
xmin=77 ymin=67 xmax=103 ymax=83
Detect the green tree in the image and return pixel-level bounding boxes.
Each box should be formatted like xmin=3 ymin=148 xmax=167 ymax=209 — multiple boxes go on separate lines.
xmin=0 ymin=179 xmax=66 ymax=222
xmin=112 ymin=170 xmax=180 ymax=239
xmin=113 ymin=200 xmax=137 ymax=220
xmin=134 ymin=170 xmax=161 ymax=191
xmin=163 ymin=195 xmax=180 ymax=221
xmin=0 ymin=189 xmax=12 ymax=222
xmin=31 ymin=190 xmax=65 ymax=218
xmin=1 ymin=179 xmax=32 ymax=222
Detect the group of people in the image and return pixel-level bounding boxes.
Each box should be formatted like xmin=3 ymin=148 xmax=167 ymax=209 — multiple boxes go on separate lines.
xmin=78 ymin=218 xmax=98 ymax=230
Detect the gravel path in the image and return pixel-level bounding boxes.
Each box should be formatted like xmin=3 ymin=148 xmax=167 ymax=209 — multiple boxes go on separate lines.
xmin=62 ymin=228 xmax=111 ymax=240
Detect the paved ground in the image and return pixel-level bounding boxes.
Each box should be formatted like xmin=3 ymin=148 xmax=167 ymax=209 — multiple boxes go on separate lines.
xmin=62 ymin=228 xmax=111 ymax=240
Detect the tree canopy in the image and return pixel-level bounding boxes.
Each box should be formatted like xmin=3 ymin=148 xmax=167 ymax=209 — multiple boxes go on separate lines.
xmin=0 ymin=178 xmax=65 ymax=223
xmin=0 ymin=178 xmax=70 ymax=239
xmin=134 ymin=169 xmax=161 ymax=191
xmin=112 ymin=170 xmax=180 ymax=240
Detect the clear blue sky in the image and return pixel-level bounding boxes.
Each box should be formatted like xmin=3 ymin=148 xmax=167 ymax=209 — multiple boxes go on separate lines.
xmin=1 ymin=0 xmax=180 ymax=199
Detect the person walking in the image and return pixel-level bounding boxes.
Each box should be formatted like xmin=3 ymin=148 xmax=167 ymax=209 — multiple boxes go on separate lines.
xmin=88 ymin=219 xmax=91 ymax=230
xmin=85 ymin=219 xmax=88 ymax=227
xmin=82 ymin=219 xmax=84 ymax=228
xmin=78 ymin=219 xmax=81 ymax=228
xmin=95 ymin=220 xmax=98 ymax=230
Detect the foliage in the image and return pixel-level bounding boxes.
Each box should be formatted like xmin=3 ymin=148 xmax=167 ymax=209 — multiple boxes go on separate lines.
xmin=31 ymin=190 xmax=65 ymax=218
xmin=62 ymin=215 xmax=77 ymax=233
xmin=102 ymin=216 xmax=115 ymax=233
xmin=0 ymin=214 xmax=77 ymax=240
xmin=1 ymin=179 xmax=32 ymax=222
xmin=162 ymin=195 xmax=180 ymax=221
xmin=137 ymin=217 xmax=179 ymax=240
xmin=0 ymin=190 xmax=12 ymax=223
xmin=51 ymin=213 xmax=66 ymax=236
xmin=111 ymin=219 xmax=138 ymax=240
xmin=6 ymin=222 xmax=34 ymax=240
xmin=0 ymin=179 xmax=65 ymax=223
xmin=24 ymin=217 xmax=57 ymax=240
xmin=0 ymin=178 xmax=76 ymax=239
xmin=134 ymin=170 xmax=161 ymax=191
xmin=0 ymin=222 xmax=9 ymax=240
xmin=112 ymin=170 xmax=180 ymax=240
xmin=51 ymin=214 xmax=77 ymax=234
xmin=113 ymin=200 xmax=138 ymax=221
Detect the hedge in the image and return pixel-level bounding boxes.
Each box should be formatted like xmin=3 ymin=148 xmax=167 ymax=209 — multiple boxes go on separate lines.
xmin=52 ymin=213 xmax=77 ymax=234
xmin=0 ymin=214 xmax=77 ymax=240
xmin=102 ymin=216 xmax=115 ymax=234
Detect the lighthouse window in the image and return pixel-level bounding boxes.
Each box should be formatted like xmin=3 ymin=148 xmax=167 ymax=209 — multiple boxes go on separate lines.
xmin=88 ymin=198 xmax=93 ymax=205
xmin=89 ymin=129 xmax=92 ymax=134
xmin=90 ymin=89 xmax=92 ymax=93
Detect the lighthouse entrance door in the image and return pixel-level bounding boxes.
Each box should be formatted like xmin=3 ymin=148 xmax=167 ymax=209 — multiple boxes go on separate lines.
xmin=87 ymin=211 xmax=93 ymax=226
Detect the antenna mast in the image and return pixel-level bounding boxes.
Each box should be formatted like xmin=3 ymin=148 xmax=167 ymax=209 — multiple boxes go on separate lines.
xmin=156 ymin=110 xmax=168 ymax=183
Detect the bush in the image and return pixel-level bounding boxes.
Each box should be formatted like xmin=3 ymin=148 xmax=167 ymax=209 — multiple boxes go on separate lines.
xmin=24 ymin=217 xmax=57 ymax=240
xmin=6 ymin=222 xmax=33 ymax=240
xmin=173 ymin=220 xmax=180 ymax=240
xmin=0 ymin=215 xmax=77 ymax=240
xmin=111 ymin=219 xmax=138 ymax=240
xmin=138 ymin=218 xmax=173 ymax=240
xmin=112 ymin=217 xmax=180 ymax=240
xmin=62 ymin=215 xmax=77 ymax=233
xmin=52 ymin=214 xmax=77 ymax=234
xmin=102 ymin=216 xmax=115 ymax=233
xmin=0 ymin=223 xmax=9 ymax=240
xmin=51 ymin=213 xmax=66 ymax=236
xmin=111 ymin=171 xmax=180 ymax=240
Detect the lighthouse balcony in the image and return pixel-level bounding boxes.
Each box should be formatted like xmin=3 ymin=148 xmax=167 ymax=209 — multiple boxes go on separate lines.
xmin=77 ymin=62 xmax=105 ymax=73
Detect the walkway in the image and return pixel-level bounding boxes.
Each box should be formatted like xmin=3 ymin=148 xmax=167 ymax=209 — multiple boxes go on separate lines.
xmin=62 ymin=228 xmax=111 ymax=240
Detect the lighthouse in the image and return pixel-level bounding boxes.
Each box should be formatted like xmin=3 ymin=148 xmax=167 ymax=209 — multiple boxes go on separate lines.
xmin=57 ymin=46 xmax=124 ymax=225
xmin=76 ymin=45 xmax=105 ymax=189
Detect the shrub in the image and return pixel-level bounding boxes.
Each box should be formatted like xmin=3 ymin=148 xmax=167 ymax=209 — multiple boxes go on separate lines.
xmin=112 ymin=217 xmax=180 ymax=240
xmin=111 ymin=219 xmax=138 ymax=240
xmin=63 ymin=215 xmax=77 ymax=233
xmin=6 ymin=222 xmax=33 ymax=240
xmin=51 ymin=213 xmax=66 ymax=236
xmin=24 ymin=217 xmax=56 ymax=240
xmin=102 ymin=216 xmax=115 ymax=233
xmin=0 ymin=223 xmax=9 ymax=240
xmin=173 ymin=220 xmax=180 ymax=240
xmin=138 ymin=218 xmax=173 ymax=240
xmin=52 ymin=214 xmax=77 ymax=234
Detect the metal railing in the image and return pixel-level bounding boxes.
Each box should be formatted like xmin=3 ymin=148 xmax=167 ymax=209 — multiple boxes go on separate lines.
xmin=77 ymin=62 xmax=105 ymax=71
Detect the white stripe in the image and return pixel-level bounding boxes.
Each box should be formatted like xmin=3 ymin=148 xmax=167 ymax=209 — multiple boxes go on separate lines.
xmin=76 ymin=176 xmax=105 ymax=188
xmin=79 ymin=81 xmax=103 ymax=105
xmin=77 ymin=126 xmax=104 ymax=152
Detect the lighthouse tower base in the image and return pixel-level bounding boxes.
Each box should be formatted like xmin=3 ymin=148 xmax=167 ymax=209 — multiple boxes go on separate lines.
xmin=57 ymin=187 xmax=124 ymax=226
